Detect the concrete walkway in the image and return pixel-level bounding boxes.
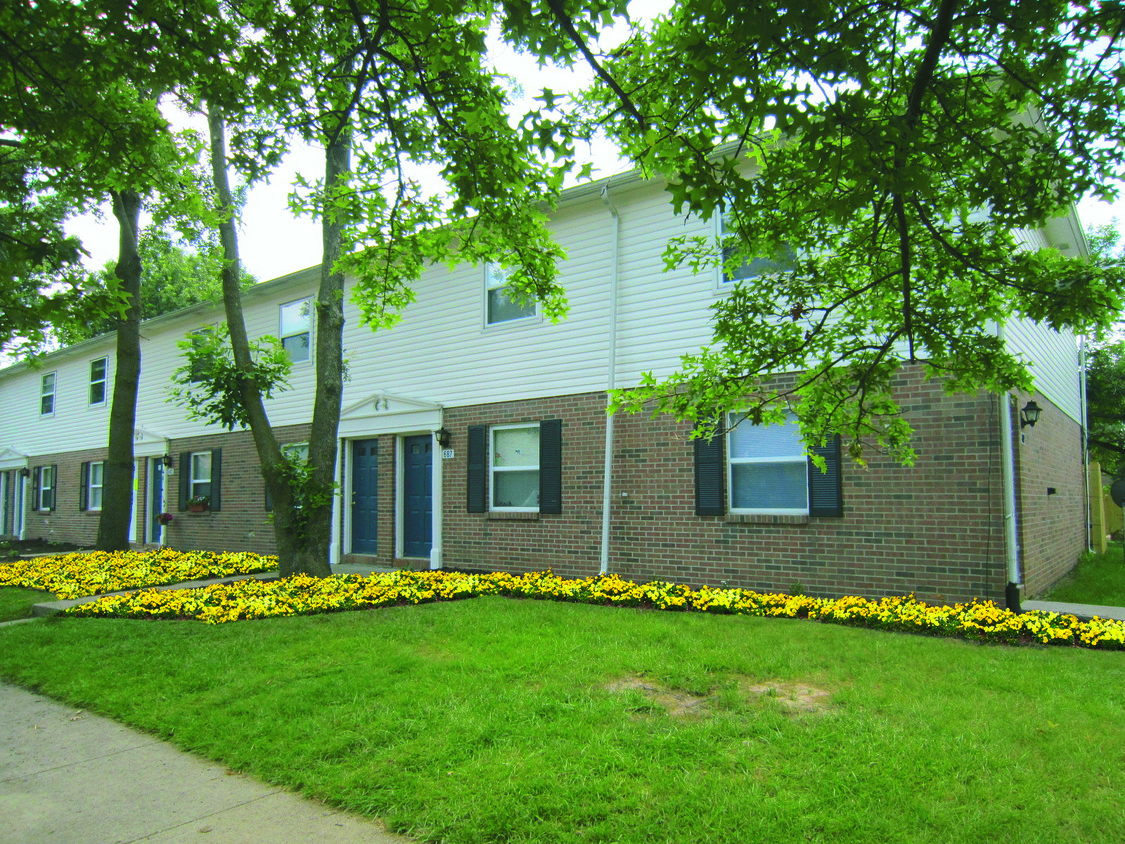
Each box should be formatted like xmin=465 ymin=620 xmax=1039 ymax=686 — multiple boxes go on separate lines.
xmin=1022 ymin=599 xmax=1125 ymax=621
xmin=0 ymin=682 xmax=412 ymax=844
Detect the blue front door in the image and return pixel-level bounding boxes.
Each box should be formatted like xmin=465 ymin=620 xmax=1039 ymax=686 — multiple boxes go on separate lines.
xmin=352 ymin=439 xmax=379 ymax=555
xmin=403 ymin=435 xmax=432 ymax=559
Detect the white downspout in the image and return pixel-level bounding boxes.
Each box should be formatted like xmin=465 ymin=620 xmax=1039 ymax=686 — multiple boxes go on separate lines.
xmin=599 ymin=182 xmax=620 ymax=575
xmin=430 ymin=420 xmax=444 ymax=570
xmin=996 ymin=322 xmax=1023 ymax=610
xmin=1079 ymin=337 xmax=1091 ymax=551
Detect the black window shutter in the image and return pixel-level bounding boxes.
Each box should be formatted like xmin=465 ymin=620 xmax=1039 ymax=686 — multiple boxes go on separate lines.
xmin=210 ymin=449 xmax=222 ymax=511
xmin=467 ymin=426 xmax=487 ymax=512
xmin=694 ymin=430 xmax=725 ymax=517
xmin=179 ymin=452 xmax=190 ymax=510
xmin=808 ymin=435 xmax=844 ymax=517
xmin=80 ymin=462 xmax=89 ymax=511
xmin=32 ymin=467 xmax=40 ymax=511
xmin=49 ymin=464 xmax=57 ymax=511
xmin=539 ymin=419 xmax=562 ymax=514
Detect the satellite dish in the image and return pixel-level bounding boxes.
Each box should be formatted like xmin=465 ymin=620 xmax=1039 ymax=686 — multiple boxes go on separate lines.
xmin=1111 ymin=479 xmax=1125 ymax=508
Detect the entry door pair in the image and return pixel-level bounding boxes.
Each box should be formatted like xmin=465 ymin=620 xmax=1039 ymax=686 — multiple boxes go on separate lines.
xmin=351 ymin=436 xmax=431 ymax=558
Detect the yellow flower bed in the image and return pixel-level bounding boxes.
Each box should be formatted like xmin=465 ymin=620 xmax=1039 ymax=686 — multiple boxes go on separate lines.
xmin=57 ymin=563 xmax=1125 ymax=650
xmin=0 ymin=549 xmax=277 ymax=599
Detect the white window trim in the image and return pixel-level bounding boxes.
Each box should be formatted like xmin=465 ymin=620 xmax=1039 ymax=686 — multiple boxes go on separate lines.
xmin=490 ymin=422 xmax=540 ymax=512
xmin=190 ymin=452 xmax=212 ymax=501
xmin=38 ymin=466 xmax=54 ymax=511
xmin=279 ymin=297 xmax=313 ymax=364
xmin=88 ymin=460 xmax=104 ymax=511
xmin=726 ymin=413 xmax=809 ymax=516
xmin=483 ymin=263 xmax=538 ymax=328
xmin=89 ymin=357 xmax=108 ymax=406
xmin=40 ymin=372 xmax=57 ymax=416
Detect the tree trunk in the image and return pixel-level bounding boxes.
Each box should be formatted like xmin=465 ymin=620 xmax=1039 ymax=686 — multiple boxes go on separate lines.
xmin=206 ymin=106 xmax=323 ymax=577
xmin=296 ymin=124 xmax=351 ymax=579
xmin=95 ymin=189 xmax=143 ymax=552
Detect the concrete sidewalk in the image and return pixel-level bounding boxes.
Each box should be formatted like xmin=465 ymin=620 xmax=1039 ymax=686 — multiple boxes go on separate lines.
xmin=0 ymin=682 xmax=412 ymax=844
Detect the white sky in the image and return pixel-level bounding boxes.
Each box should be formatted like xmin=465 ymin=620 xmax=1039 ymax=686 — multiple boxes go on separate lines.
xmin=65 ymin=2 xmax=1124 ymax=282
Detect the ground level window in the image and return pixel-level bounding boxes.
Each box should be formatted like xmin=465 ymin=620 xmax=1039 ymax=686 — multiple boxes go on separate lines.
xmin=179 ymin=449 xmax=222 ymax=511
xmin=491 ymin=424 xmax=540 ymax=510
xmin=35 ymin=465 xmax=55 ymax=511
xmin=82 ymin=461 xmax=104 ymax=510
xmin=727 ymin=412 xmax=808 ymax=514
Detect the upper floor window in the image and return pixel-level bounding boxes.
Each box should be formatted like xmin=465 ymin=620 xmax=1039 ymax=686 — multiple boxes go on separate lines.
xmin=89 ymin=358 xmax=108 ymax=406
xmin=718 ymin=213 xmax=798 ymax=284
xmin=485 ymin=263 xmax=535 ymax=325
xmin=40 ymin=372 xmax=56 ymax=416
xmin=280 ymin=298 xmax=312 ymax=362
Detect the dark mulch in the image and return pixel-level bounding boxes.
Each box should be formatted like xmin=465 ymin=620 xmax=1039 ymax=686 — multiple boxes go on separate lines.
xmin=0 ymin=538 xmax=92 ymax=563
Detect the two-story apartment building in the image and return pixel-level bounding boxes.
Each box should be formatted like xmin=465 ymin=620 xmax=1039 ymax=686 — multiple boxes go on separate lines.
xmin=0 ymin=170 xmax=1091 ymax=605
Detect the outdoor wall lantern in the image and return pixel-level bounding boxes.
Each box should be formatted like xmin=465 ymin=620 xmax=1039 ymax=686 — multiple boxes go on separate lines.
xmin=1019 ymin=400 xmax=1043 ymax=429
xmin=160 ymin=454 xmax=173 ymax=468
xmin=19 ymin=467 xmax=30 ymax=478
xmin=435 ymin=428 xmax=452 ymax=448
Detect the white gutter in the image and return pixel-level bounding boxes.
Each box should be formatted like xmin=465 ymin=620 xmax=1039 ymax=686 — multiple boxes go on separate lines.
xmin=996 ymin=322 xmax=1023 ymax=609
xmin=599 ymin=183 xmax=621 ymax=575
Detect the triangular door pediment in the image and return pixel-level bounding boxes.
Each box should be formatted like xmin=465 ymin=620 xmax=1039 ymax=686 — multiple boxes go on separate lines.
xmin=341 ymin=390 xmax=443 ymax=420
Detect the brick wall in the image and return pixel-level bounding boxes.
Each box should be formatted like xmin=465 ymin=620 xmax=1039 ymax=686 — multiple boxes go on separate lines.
xmin=1012 ymin=393 xmax=1088 ymax=596
xmin=10 ymin=372 xmax=1086 ymax=604
xmin=438 ymin=367 xmax=1085 ymax=605
xmin=159 ymin=425 xmax=310 ymax=555
xmin=22 ymin=447 xmax=113 ymax=546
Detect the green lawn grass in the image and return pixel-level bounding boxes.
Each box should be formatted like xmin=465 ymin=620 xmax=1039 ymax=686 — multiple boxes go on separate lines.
xmin=0 ymin=587 xmax=55 ymax=623
xmin=2 ymin=598 xmax=1125 ymax=842
xmin=1041 ymin=543 xmax=1125 ymax=606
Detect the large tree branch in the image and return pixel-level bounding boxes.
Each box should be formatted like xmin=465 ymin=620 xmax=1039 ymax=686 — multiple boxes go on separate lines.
xmin=544 ymin=0 xmax=649 ymax=131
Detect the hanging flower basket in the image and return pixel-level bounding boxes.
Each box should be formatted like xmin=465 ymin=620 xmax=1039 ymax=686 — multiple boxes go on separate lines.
xmin=156 ymin=512 xmax=174 ymax=526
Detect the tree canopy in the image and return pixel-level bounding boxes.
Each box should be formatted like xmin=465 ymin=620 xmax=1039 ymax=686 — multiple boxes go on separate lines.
xmin=52 ymin=228 xmax=255 ymax=347
xmin=583 ymin=0 xmax=1125 ymax=463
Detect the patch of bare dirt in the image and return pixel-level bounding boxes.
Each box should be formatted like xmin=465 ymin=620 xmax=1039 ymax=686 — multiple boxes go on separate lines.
xmin=605 ymin=676 xmax=710 ymax=718
xmin=604 ymin=674 xmax=835 ymax=718
xmin=739 ymin=680 xmax=834 ymax=714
